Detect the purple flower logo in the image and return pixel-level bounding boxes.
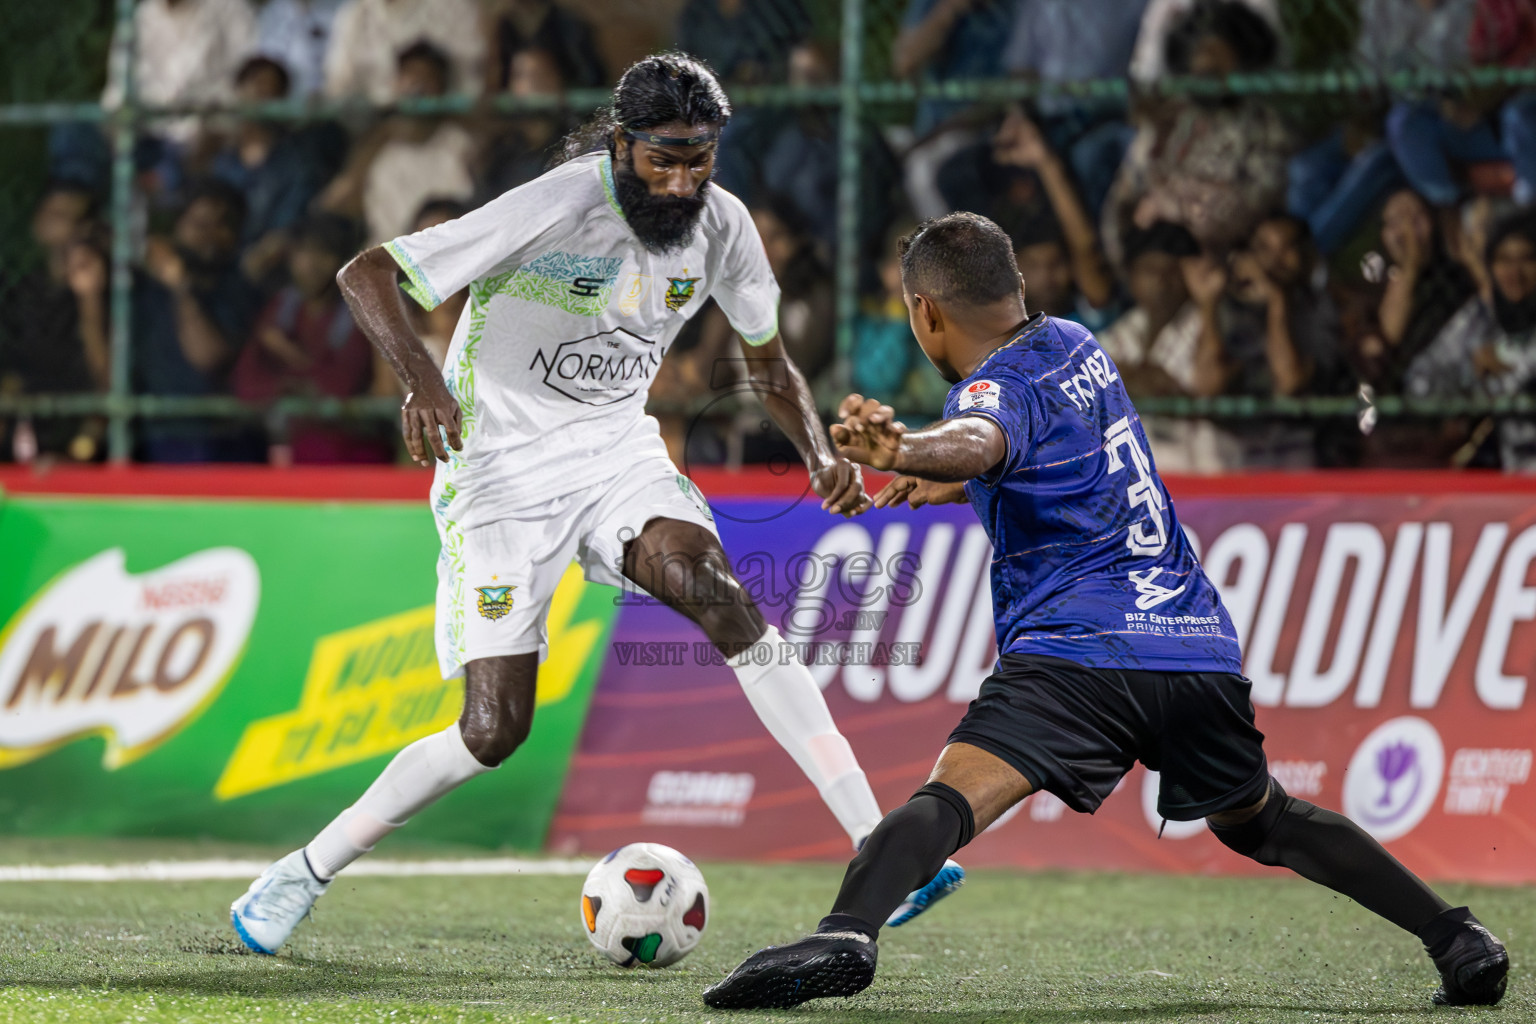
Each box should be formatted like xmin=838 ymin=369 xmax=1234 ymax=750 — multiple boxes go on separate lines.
xmin=1376 ymin=741 xmax=1418 ymax=807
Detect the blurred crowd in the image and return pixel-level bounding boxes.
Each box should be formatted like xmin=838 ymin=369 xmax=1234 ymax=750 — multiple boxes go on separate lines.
xmin=4 ymin=0 xmax=1536 ymax=471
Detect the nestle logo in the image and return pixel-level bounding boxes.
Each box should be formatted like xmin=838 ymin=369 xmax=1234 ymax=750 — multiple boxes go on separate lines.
xmin=642 ymin=771 xmax=755 ymax=827
xmin=140 ymin=577 xmax=228 ymax=610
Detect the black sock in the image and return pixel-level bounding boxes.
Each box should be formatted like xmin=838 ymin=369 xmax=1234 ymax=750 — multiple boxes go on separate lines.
xmin=817 ymin=782 xmax=975 ymax=939
xmin=1210 ymin=779 xmax=1450 ymax=934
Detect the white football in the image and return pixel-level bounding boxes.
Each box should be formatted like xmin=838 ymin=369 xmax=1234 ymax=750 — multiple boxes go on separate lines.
xmin=579 ymin=842 xmax=709 ymax=967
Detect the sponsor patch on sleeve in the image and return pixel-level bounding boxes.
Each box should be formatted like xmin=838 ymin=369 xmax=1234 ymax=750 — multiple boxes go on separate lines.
xmin=958 ymin=379 xmax=1002 ymax=410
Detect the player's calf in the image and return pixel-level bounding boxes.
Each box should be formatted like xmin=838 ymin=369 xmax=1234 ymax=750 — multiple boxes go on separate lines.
xmin=885 ymin=858 xmax=966 ymax=927
xmin=1207 ymin=777 xmax=1448 ymax=930
xmin=1209 ymin=776 xmax=1507 ymax=1006
xmin=719 ymin=623 xmax=886 ymax=844
xmin=621 ymin=519 xmax=890 ymax=841
xmin=822 ymin=781 xmax=976 ymax=937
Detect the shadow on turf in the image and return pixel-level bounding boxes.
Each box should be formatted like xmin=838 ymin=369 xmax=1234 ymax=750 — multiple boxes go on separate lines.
xmin=21 ymin=952 xmax=717 ymax=1001
xmin=828 ymin=1005 xmax=1442 ymax=1021
xmin=53 ymin=961 xmax=1447 ymax=1020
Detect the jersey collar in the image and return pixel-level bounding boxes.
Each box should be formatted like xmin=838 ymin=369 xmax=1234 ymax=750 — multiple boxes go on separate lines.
xmin=973 ymin=311 xmax=1048 ymax=376
xmin=598 ymin=154 xmax=627 ymax=222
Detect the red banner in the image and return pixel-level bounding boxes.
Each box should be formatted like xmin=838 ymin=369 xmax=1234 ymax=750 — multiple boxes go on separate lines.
xmin=550 ymin=476 xmax=1536 ymax=883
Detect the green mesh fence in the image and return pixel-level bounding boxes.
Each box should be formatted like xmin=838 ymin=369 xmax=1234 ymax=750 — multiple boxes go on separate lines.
xmin=1 ymin=0 xmax=1534 ymax=469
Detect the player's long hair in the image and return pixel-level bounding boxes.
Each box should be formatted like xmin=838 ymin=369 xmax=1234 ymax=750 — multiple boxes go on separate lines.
xmin=555 ymin=52 xmax=731 ymax=166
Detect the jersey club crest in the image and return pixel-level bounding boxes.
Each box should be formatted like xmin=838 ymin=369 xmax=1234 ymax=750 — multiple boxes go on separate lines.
xmin=475 ymin=584 xmax=517 ymax=621
xmin=665 ymin=275 xmax=701 ymax=311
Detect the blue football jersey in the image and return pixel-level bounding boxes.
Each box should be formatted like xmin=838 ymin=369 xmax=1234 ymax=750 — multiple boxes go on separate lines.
xmin=941 ymin=313 xmax=1242 ymax=674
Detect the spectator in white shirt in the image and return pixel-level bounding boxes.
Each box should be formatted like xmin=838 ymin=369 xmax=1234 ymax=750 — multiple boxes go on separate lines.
xmin=316 ymin=41 xmax=477 ymax=245
xmin=323 ymin=0 xmax=487 ymax=103
xmin=103 ymin=0 xmax=257 ymax=142
xmin=256 ymin=0 xmax=347 ymax=98
xmin=1097 ymin=220 xmax=1239 ymax=472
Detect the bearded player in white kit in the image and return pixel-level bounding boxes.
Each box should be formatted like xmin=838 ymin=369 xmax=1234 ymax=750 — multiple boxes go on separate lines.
xmin=229 ymin=53 xmax=963 ymax=954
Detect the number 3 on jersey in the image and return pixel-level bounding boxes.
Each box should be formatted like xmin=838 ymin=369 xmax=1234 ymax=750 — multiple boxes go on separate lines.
xmin=1103 ymin=417 xmax=1169 ymax=557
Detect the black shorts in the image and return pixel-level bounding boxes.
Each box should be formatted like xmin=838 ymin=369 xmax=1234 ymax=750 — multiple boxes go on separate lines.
xmin=947 ymin=653 xmax=1269 ymax=821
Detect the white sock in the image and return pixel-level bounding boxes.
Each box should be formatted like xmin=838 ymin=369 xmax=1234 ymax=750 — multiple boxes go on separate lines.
xmin=304 ymin=723 xmax=493 ymax=879
xmin=729 ymin=625 xmax=884 ymax=845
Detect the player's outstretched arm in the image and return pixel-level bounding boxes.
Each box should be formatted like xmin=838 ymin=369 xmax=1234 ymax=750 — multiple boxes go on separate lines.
xmin=833 ymin=406 xmax=1005 ymax=483
xmin=737 ymin=333 xmax=870 ymax=516
xmin=831 ymin=396 xmax=971 ymax=509
xmin=337 ymin=246 xmax=463 ymax=466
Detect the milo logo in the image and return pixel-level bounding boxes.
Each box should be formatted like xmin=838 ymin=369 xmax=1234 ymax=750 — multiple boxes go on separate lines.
xmin=0 ymin=548 xmax=260 ymax=769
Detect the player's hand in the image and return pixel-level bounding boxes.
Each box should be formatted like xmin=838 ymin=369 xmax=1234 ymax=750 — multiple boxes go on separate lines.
xmin=810 ymin=457 xmax=871 ymax=517
xmin=873 ymin=475 xmax=967 ymax=509
xmin=830 ymin=393 xmax=905 ymax=471
xmin=401 ymin=379 xmax=463 ymax=466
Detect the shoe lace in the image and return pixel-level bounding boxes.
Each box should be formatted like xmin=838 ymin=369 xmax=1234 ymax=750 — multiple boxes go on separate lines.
xmin=262 ymin=875 xmax=322 ymax=924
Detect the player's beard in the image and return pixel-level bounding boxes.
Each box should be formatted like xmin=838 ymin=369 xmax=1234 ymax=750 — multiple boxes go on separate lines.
xmin=612 ymin=151 xmax=711 ymax=255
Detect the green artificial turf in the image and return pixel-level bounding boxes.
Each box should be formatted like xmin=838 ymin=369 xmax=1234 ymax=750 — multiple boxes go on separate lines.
xmin=0 ymin=838 xmax=1528 ymax=1023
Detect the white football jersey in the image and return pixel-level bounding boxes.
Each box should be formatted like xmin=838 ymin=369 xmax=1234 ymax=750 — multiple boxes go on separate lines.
xmin=385 ymin=152 xmax=781 ymax=529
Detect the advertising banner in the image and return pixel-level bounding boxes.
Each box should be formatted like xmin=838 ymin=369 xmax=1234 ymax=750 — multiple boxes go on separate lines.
xmin=0 ymin=489 xmax=616 ymax=848
xmin=550 ymin=482 xmax=1536 ymax=883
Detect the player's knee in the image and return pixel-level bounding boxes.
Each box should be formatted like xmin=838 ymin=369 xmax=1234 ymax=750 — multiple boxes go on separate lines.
xmin=1207 ymin=777 xmax=1288 ymax=863
xmin=627 ymin=534 xmax=732 ymax=611
xmin=458 ymin=708 xmax=530 ymax=767
xmin=669 ymin=559 xmax=764 ymax=650
xmin=696 ymin=599 xmax=766 ymax=651
xmin=460 ymin=656 xmax=537 ymax=766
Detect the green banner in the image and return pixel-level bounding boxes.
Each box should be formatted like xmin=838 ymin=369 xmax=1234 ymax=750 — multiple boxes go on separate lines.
xmin=0 ymin=492 xmax=616 ymax=849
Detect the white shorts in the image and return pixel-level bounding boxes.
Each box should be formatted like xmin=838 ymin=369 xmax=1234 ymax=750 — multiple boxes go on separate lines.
xmin=432 ymin=441 xmax=719 ymax=678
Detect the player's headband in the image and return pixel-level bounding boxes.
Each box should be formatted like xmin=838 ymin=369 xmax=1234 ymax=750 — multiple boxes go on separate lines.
xmin=619 ymin=125 xmax=719 ymax=148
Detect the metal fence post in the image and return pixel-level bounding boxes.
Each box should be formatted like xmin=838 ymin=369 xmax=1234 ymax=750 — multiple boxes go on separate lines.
xmin=106 ymin=0 xmax=136 ymax=463
xmin=835 ymin=0 xmax=865 ymax=391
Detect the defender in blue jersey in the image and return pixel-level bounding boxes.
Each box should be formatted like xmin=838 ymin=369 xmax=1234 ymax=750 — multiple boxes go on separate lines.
xmin=940 ymin=315 xmax=1242 ymax=676
xmin=704 ymin=213 xmax=1508 ymax=1012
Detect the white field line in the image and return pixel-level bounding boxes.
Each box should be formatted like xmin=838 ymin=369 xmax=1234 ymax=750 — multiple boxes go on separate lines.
xmin=0 ymin=857 xmax=593 ymax=882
